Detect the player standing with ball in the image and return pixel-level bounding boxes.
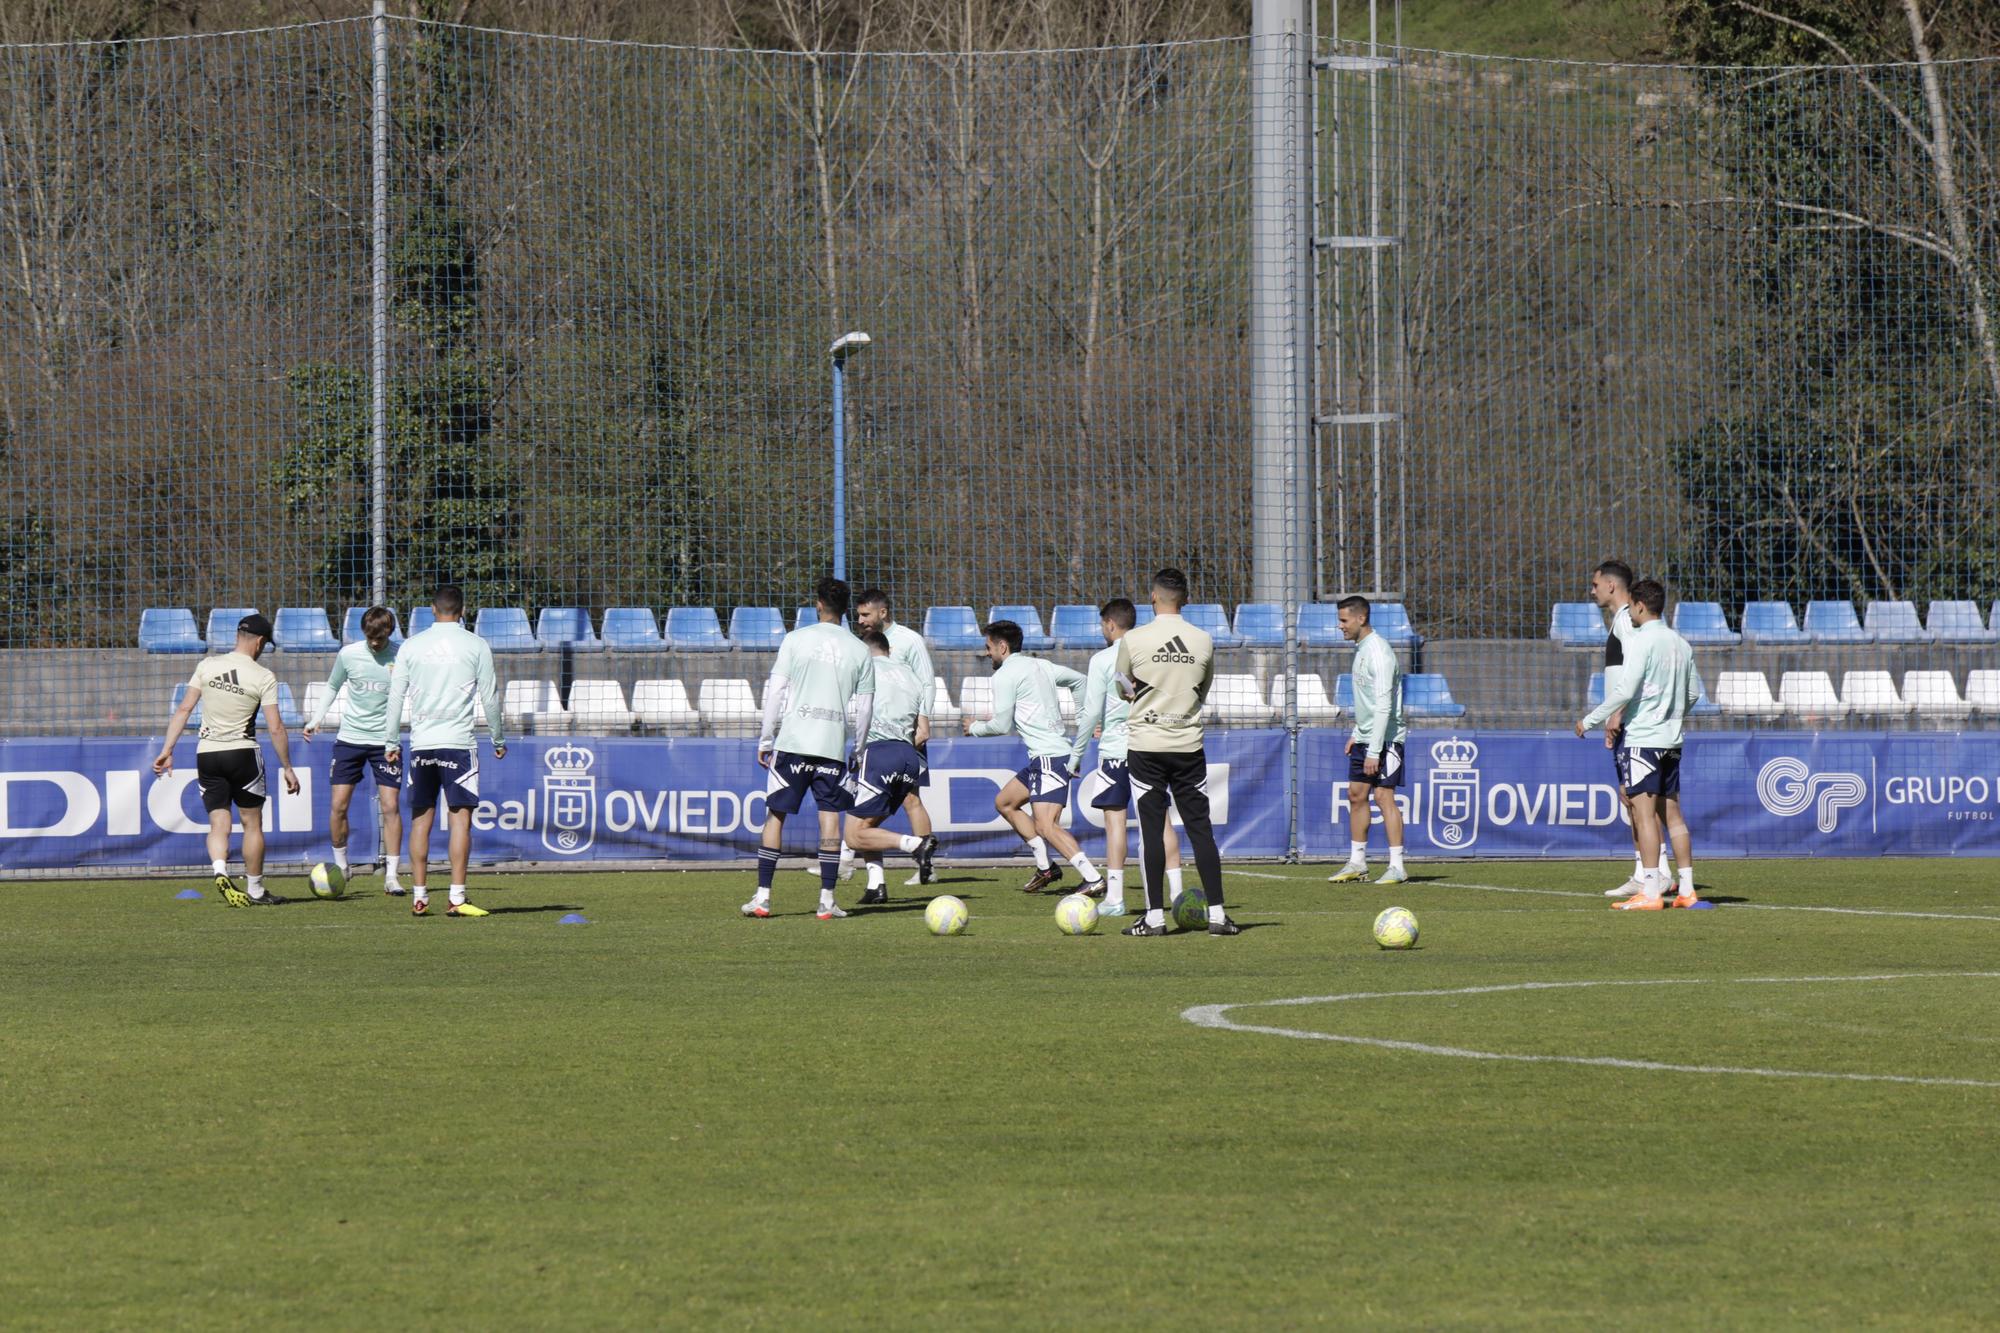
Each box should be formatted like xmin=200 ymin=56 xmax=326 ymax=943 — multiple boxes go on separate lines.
xmin=302 ymin=605 xmax=405 ymax=896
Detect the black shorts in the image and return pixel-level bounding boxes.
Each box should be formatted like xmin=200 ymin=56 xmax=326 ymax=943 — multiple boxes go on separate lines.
xmin=1128 ymin=749 xmax=1213 ymax=827
xmin=197 ymin=749 xmax=267 ymax=813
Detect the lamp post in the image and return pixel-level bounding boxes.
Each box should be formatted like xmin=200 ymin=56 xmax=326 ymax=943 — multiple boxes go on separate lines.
xmin=829 ymin=331 xmax=871 ymax=581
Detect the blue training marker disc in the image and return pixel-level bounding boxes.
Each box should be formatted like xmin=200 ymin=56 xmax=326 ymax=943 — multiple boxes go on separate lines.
xmin=558 ymin=913 xmax=589 ymax=925
xmin=175 ymin=888 xmax=205 ymax=900
xmin=1685 ymin=900 xmax=1717 ymax=910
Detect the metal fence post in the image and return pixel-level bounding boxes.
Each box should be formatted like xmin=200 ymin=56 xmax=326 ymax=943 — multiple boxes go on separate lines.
xmin=369 ymin=0 xmax=390 ymax=609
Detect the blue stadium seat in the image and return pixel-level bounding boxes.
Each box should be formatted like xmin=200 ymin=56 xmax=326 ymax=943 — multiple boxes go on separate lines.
xmin=408 ymin=606 xmax=438 ymax=636
xmin=1672 ymin=601 xmax=1740 ymax=646
xmin=1587 ymin=670 xmax=1607 ymax=709
xmin=170 ymin=683 xmax=202 ymax=725
xmin=273 ymin=607 xmax=339 ymax=652
xmin=1404 ymin=673 xmax=1467 ymax=719
xmin=1803 ymin=600 xmax=1872 ymax=643
xmin=1740 ymin=601 xmax=1807 ymax=644
xmin=275 ymin=682 xmax=304 ymax=728
xmin=342 ymin=607 xmax=404 ymax=645
xmin=1133 ymin=604 xmax=1156 ymax=629
xmin=139 ymin=608 xmax=206 ymax=654
xmin=792 ymin=605 xmax=847 ymax=630
xmin=665 ymin=607 xmax=730 ymax=652
xmin=536 ymin=607 xmax=603 ymax=653
xmin=1369 ymin=602 xmax=1423 ymax=649
xmin=1051 ymin=604 xmax=1105 ymax=648
xmin=1692 ymin=672 xmax=1721 ymax=717
xmin=1298 ymin=603 xmax=1345 ymax=648
xmin=602 ymin=607 xmax=668 ymax=652
xmin=729 ymin=607 xmax=787 ymax=651
xmin=474 ymin=607 xmax=541 ymax=653
xmin=1333 ymin=673 xmax=1356 ymax=712
xmin=1549 ymin=602 xmax=1606 ymax=648
xmin=1862 ymin=600 xmax=1929 ymax=644
xmin=1926 ymin=600 xmax=1998 ymax=644
xmin=987 ymin=606 xmax=1054 ymax=651
xmin=1182 ymin=603 xmax=1242 ymax=647
xmin=923 ymin=606 xmax=986 ymax=651
xmin=1233 ymin=603 xmax=1286 ymax=647
xmin=205 ymin=607 xmax=260 ymax=652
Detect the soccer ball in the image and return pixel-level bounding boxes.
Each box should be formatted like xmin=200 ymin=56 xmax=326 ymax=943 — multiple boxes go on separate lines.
xmin=1054 ymin=893 xmax=1099 ymax=936
xmin=309 ymin=862 xmax=346 ymax=900
xmin=925 ymin=895 xmax=969 ymax=936
xmin=1171 ymin=887 xmax=1208 ymax=931
xmin=1373 ymin=906 xmax=1418 ymax=950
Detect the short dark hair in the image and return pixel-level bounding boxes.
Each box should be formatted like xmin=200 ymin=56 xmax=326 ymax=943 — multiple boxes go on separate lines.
xmin=1151 ymin=567 xmax=1189 ymax=608
xmin=815 ymin=576 xmax=850 ymax=619
xmin=1099 ymin=598 xmax=1137 ymax=631
xmin=1594 ymin=560 xmax=1634 ymax=590
xmin=361 ymin=606 xmax=396 ymax=644
xmin=855 ymin=587 xmax=889 ymax=611
xmin=1631 ymin=579 xmax=1667 ymax=617
xmin=1336 ymin=594 xmax=1371 ymax=622
xmin=858 ymin=628 xmax=890 ymax=653
xmin=433 ymin=585 xmax=465 ymax=617
xmin=983 ymin=620 xmax=1024 ymax=653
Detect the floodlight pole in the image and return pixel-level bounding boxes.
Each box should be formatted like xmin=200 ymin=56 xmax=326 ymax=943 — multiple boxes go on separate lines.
xmin=369 ymin=0 xmax=390 ymax=607
xmin=830 ymin=332 xmax=870 ymax=582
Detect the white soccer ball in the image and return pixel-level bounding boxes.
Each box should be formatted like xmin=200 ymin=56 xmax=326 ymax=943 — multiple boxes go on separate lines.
xmin=925 ymin=895 xmax=969 ymax=936
xmin=309 ymin=862 xmax=346 ymax=900
xmin=1373 ymin=905 xmax=1418 ymax=950
xmin=1054 ymin=893 xmax=1099 ymax=936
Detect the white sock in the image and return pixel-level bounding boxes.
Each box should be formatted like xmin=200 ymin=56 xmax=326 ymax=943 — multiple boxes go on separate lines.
xmin=1069 ymin=852 xmax=1101 ymax=884
xmin=1646 ymin=866 xmax=1669 ymax=900
xmin=385 ymin=853 xmax=401 ymax=881
xmin=1389 ymin=846 xmax=1405 ymax=870
xmin=1027 ymin=836 xmax=1051 ymax=871
xmin=897 ymin=834 xmax=921 ymax=853
xmin=1679 ymin=867 xmax=1694 ymax=894
xmin=246 ymin=874 xmax=265 ymax=898
xmin=867 ymin=862 xmax=886 ymax=889
xmin=1106 ymin=867 xmax=1125 ymax=907
xmin=332 ymin=845 xmax=349 ymax=873
xmin=820 ymin=887 xmax=837 ymax=909
xmin=1208 ymin=904 xmax=1226 ymax=925
xmin=1351 ymin=841 xmax=1368 ymax=864
xmin=1146 ymin=907 xmax=1166 ymax=928
xmin=1166 ymin=867 xmax=1184 ymax=896
xmin=449 ymin=884 xmax=466 ymax=906
xmin=211 ymin=859 xmax=227 ymax=876
xmin=839 ymin=842 xmax=855 ymax=865
xmin=413 ymin=885 xmax=429 ymax=902
xmin=1634 ymin=854 xmax=1646 ymax=877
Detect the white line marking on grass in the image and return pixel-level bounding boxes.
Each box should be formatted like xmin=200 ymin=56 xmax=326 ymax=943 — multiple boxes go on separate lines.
xmin=1228 ymin=869 xmax=1296 ymax=881
xmin=1183 ymin=973 xmax=2000 ymax=1088
xmin=1431 ymin=879 xmax=2000 ymax=922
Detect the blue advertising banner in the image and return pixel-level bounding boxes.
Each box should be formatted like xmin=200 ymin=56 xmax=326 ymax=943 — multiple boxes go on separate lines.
xmin=0 ymin=732 xmax=1292 ymax=870
xmin=1297 ymin=730 xmax=2000 ymax=859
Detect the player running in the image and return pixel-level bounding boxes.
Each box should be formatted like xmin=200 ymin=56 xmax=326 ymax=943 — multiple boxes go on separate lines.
xmin=744 ymin=576 xmax=875 ymax=921
xmin=964 ymin=620 xmax=1103 ymax=895
xmin=1577 ymin=579 xmax=1701 ymax=909
xmin=1328 ymin=595 xmax=1409 ymax=885
xmin=152 ymin=613 xmax=302 ymax=907
xmin=841 ymin=629 xmax=941 ymax=905
xmin=301 ymin=605 xmax=405 ymax=896
xmin=1070 ymin=597 xmax=1182 ymax=917
xmin=847 ymin=589 xmax=938 ymax=887
xmin=382 ymin=585 xmax=505 ymax=919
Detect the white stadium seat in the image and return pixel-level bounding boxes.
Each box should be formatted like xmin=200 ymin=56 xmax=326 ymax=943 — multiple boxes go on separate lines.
xmin=697 ymin=678 xmax=761 ymax=738
xmin=1714 ymin=671 xmax=1781 ymax=721
xmin=304 ymin=681 xmax=345 ymax=727
xmin=1901 ymin=671 xmax=1972 ymax=721
xmin=631 ymin=679 xmax=701 ymax=734
xmin=929 ymin=676 xmax=962 ymax=728
xmin=1962 ymin=670 xmax=2000 ymax=716
xmin=504 ymin=679 xmax=572 ymax=733
xmin=1269 ymin=672 xmax=1343 ymax=724
xmin=1205 ymin=673 xmax=1275 ymax=724
xmin=567 ymin=680 xmax=636 ymax=733
xmin=1840 ymin=670 xmax=1909 ymax=718
xmin=958 ymin=677 xmax=996 ymax=723
xmin=1058 ymin=686 xmax=1079 ymax=725
xmin=1778 ymin=671 xmax=1848 ymax=721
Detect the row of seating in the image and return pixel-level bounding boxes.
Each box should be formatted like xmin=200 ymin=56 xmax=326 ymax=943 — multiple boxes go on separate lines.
xmin=1709 ymin=669 xmax=2000 ymax=720
xmin=1552 ymin=599 xmax=2000 ymax=647
xmin=139 ymin=602 xmax=1430 ymax=655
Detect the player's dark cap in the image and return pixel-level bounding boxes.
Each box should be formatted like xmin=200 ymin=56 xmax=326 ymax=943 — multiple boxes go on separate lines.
xmin=237 ymin=613 xmax=274 ymax=642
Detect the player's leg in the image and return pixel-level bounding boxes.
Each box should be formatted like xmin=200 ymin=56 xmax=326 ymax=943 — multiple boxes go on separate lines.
xmin=1165 ymin=752 xmax=1233 ymax=934
xmin=814 ymin=805 xmax=847 ymax=919
xmin=1330 ymin=780 xmax=1372 ymax=881
xmin=406 ymin=752 xmax=438 ymax=915
xmin=1034 ymin=795 xmax=1103 ymax=892
xmin=205 ymin=807 xmax=249 ymax=907
xmin=995 ymin=775 xmax=1053 ymax=891
xmin=1100 ymin=806 xmax=1129 ymax=914
xmin=1124 ymin=754 xmax=1174 ymax=934
xmin=1614 ymin=786 xmax=1669 ymax=908
xmin=1373 ymin=788 xmax=1407 ymax=884
xmin=746 ymin=755 xmax=805 ymax=917
xmin=842 ymin=813 xmax=892 ymax=902
xmin=440 ymin=807 xmax=479 ymax=914
xmin=376 ymin=781 xmax=405 ymax=895
xmin=1604 ymin=741 xmax=1649 ymax=896
xmin=1663 ymin=758 xmax=1696 ymax=904
xmin=329 ymin=782 xmax=356 ymax=875
xmin=239 ymin=800 xmax=279 ymax=904
xmin=900 ymin=791 xmax=937 ymax=886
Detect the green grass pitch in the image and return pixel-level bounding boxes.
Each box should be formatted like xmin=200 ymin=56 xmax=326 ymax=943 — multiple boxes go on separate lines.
xmin=6 ymin=859 xmax=2000 ymax=1329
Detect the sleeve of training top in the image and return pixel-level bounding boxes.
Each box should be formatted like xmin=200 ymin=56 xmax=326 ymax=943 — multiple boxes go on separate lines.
xmin=759 ymin=670 xmax=790 ymax=751
xmin=307 ymin=655 xmax=349 ymax=731
xmin=848 ymin=694 xmax=874 ymax=758
xmin=1362 ymin=649 xmax=1395 ymax=755
xmin=476 ymin=641 xmax=505 ymax=747
xmin=383 ymin=647 xmax=408 ymax=746
xmin=1194 ymin=647 xmax=1216 ymax=707
xmin=970 ymin=663 xmax=1016 ymax=737
xmin=1684 ymin=655 xmax=1703 ymax=710
xmin=1052 ymin=662 xmax=1088 ymax=693
xmin=910 ymin=636 xmax=935 ymax=717
xmin=1071 ymin=660 xmax=1108 ymax=769
xmin=1112 ymin=637 xmax=1137 ymax=700
xmin=1582 ymin=637 xmax=1645 ymax=731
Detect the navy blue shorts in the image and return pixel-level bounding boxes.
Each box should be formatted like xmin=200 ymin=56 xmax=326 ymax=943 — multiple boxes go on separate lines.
xmin=1611 ymin=736 xmax=1628 ymax=790
xmin=1347 ymin=740 xmax=1406 ymax=790
xmin=850 ymin=740 xmax=927 ymax=821
xmin=1013 ymin=756 xmax=1074 ymax=806
xmin=331 ymin=740 xmax=401 ymax=790
xmin=407 ymin=748 xmax=479 ymax=815
xmin=1620 ymin=746 xmax=1681 ymax=799
xmin=1082 ymin=757 xmax=1131 ymax=811
xmin=766 ymin=751 xmax=854 ymax=816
